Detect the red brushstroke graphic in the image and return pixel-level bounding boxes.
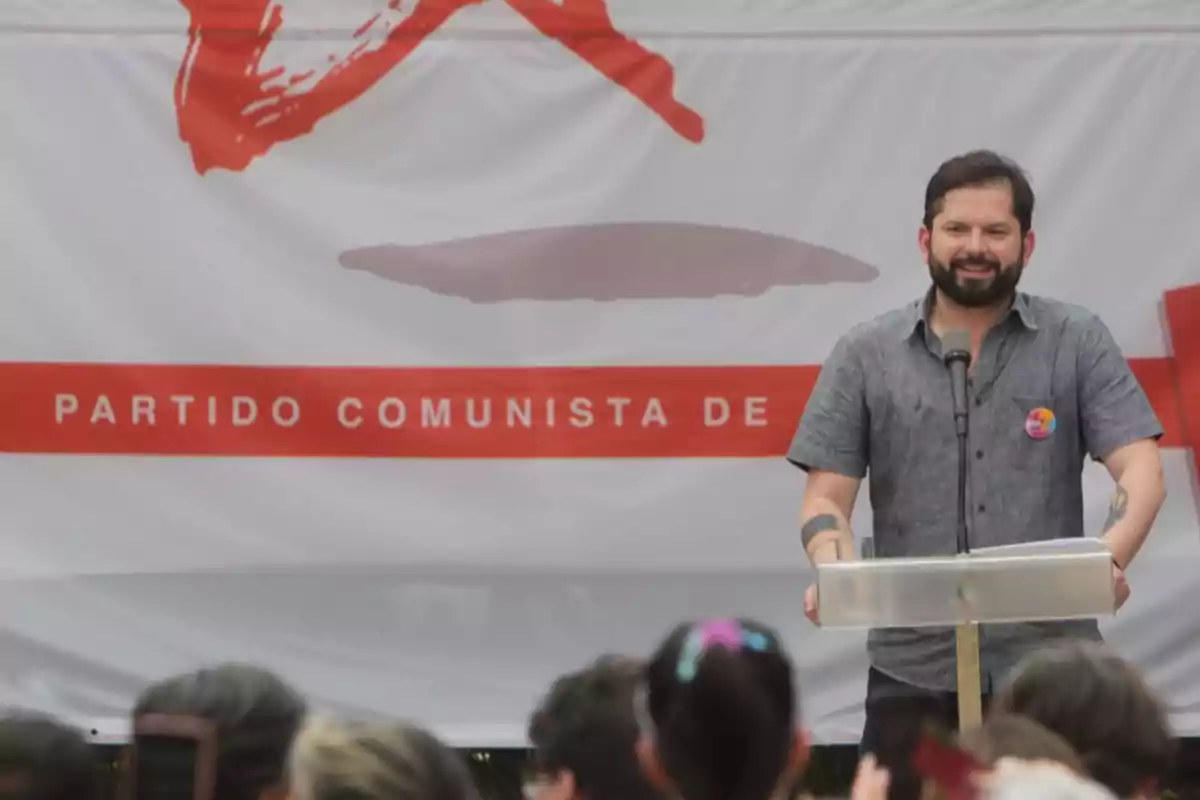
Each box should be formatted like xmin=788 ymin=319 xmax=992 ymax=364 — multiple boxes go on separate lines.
xmin=0 ymin=286 xmax=1196 ymax=471
xmin=174 ymin=0 xmax=704 ymax=174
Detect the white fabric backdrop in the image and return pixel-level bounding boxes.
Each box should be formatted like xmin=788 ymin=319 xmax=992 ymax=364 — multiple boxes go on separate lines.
xmin=0 ymin=0 xmax=1198 ymax=745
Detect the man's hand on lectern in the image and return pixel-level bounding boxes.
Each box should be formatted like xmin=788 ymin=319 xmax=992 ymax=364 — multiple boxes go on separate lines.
xmin=1113 ymin=562 xmax=1130 ymax=610
xmin=798 ymin=471 xmax=860 ymax=626
xmin=804 ymin=584 xmax=819 ymax=624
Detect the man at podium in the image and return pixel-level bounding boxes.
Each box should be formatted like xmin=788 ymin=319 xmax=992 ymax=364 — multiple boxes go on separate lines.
xmin=786 ymin=150 xmax=1167 ymax=800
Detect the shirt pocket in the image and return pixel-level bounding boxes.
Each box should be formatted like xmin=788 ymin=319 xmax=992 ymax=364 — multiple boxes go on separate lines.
xmin=1008 ymin=393 xmax=1073 ymax=476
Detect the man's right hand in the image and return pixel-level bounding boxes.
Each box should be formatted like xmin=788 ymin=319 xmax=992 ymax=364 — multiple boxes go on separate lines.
xmin=798 ymin=474 xmax=860 ymax=626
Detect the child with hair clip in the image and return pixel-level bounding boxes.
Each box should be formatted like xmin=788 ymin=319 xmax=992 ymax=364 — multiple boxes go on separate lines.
xmin=633 ymin=618 xmax=811 ymax=800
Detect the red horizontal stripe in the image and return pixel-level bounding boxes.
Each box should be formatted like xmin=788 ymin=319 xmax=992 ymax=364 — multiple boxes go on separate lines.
xmin=0 ymin=284 xmax=1194 ymax=460
xmin=0 ymin=357 xmax=1183 ymax=458
xmin=0 ymin=363 xmax=816 ymax=458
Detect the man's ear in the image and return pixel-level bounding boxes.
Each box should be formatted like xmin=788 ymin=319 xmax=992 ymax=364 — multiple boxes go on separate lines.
xmin=636 ymin=734 xmax=673 ymax=794
xmin=918 ymin=225 xmax=933 ymax=262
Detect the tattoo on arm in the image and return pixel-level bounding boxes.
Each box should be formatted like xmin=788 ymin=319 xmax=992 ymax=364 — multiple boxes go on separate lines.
xmin=801 ymin=513 xmax=841 ymax=549
xmin=1102 ymin=485 xmax=1129 ymax=532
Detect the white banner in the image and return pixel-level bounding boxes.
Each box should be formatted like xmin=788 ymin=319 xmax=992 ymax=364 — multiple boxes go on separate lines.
xmin=0 ymin=0 xmax=1198 ymax=744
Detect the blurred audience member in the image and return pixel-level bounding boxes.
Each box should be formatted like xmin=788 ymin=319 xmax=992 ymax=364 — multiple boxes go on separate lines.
xmin=993 ymin=641 xmax=1174 ymax=799
xmin=957 ymin=714 xmax=1083 ymax=773
xmin=636 ymin=618 xmax=809 ymax=800
xmin=984 ymin=758 xmax=1117 ymax=800
xmin=129 ymin=663 xmax=306 ymax=800
xmin=915 ymin=715 xmax=1084 ymax=800
xmin=289 ymin=716 xmax=479 ymax=800
xmin=0 ymin=710 xmax=99 ymax=800
xmin=527 ymin=654 xmax=662 ymax=800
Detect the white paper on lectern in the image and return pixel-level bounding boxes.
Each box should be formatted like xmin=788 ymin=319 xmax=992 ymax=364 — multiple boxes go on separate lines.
xmin=968 ymin=537 xmax=1110 ymax=558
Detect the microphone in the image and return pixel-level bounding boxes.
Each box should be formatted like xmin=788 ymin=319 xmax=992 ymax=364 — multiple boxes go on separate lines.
xmin=942 ymin=331 xmax=972 ymax=438
xmin=942 ymin=330 xmax=973 ymax=555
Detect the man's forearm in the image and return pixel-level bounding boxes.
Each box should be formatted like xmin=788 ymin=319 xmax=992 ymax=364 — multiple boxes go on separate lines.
xmin=1100 ymin=460 xmax=1166 ymax=569
xmin=801 ymin=499 xmax=855 ymax=565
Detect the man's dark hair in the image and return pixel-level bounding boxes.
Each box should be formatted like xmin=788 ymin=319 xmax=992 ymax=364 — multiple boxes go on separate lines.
xmin=923 ymin=150 xmax=1036 ymax=234
xmin=527 ymin=654 xmax=660 ymax=800
xmin=994 ymin=641 xmax=1176 ymax=797
xmin=0 ymin=710 xmax=100 ymax=800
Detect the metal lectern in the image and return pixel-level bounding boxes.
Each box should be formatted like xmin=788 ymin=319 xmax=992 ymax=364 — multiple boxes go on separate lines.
xmin=815 ymin=537 xmax=1117 ymax=728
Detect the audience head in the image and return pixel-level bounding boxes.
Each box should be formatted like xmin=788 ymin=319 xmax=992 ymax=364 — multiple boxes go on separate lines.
xmin=289 ymin=716 xmax=478 ymax=800
xmin=637 ymin=618 xmax=806 ymax=800
xmin=993 ymin=641 xmax=1175 ymax=798
xmin=130 ymin=663 xmax=307 ymax=800
xmin=915 ymin=716 xmax=1083 ymax=800
xmin=527 ymin=654 xmax=661 ymax=800
xmin=0 ymin=711 xmax=99 ymax=800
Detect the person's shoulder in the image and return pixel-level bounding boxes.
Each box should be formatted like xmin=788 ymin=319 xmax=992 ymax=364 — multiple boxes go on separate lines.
xmin=1022 ymin=293 xmax=1107 ymax=331
xmin=833 ymin=300 xmax=921 ymax=353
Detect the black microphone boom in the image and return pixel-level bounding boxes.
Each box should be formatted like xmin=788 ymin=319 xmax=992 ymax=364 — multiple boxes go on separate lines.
xmin=943 ymin=331 xmax=973 ymax=555
xmin=943 ymin=331 xmax=972 ymax=438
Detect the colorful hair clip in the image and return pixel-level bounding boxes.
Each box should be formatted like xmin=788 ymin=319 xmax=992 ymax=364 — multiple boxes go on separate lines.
xmin=675 ymin=619 xmax=771 ymax=682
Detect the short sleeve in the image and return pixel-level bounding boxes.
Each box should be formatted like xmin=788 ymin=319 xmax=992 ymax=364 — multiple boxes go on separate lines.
xmin=786 ymin=334 xmax=869 ymax=478
xmin=1077 ymin=315 xmax=1164 ymax=462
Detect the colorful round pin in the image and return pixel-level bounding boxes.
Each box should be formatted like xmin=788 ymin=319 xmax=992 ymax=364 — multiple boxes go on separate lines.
xmin=1025 ymin=407 xmax=1056 ymax=439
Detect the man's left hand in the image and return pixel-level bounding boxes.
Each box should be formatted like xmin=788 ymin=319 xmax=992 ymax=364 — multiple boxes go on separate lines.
xmin=1113 ymin=561 xmax=1130 ymax=610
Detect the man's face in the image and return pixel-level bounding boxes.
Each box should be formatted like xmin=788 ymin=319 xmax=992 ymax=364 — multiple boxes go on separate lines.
xmin=920 ymin=182 xmax=1034 ymax=308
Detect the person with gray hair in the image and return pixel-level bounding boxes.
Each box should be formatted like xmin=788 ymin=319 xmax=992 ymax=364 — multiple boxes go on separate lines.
xmin=129 ymin=663 xmax=307 ymax=800
xmin=993 ymin=641 xmax=1175 ymax=799
xmin=289 ymin=716 xmax=480 ymax=800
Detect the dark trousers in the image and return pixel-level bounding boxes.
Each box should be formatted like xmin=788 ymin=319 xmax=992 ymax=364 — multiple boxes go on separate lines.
xmin=860 ymin=667 xmax=991 ymax=800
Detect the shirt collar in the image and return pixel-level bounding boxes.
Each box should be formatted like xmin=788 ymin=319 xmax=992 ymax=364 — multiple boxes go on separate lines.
xmin=905 ymin=288 xmax=1038 ymax=341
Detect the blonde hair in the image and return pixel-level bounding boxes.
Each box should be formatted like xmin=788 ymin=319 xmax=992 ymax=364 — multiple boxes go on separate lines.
xmin=290 ymin=716 xmax=479 ymax=800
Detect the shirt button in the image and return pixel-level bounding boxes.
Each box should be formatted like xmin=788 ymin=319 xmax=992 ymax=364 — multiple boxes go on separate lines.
xmin=978 ymin=503 xmax=987 ymax=513
xmin=974 ymin=397 xmax=983 ymax=407
xmin=976 ymin=449 xmax=984 ymax=459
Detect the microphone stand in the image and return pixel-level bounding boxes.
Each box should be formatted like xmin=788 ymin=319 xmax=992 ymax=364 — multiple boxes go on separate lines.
xmin=955 ymin=403 xmax=970 ymax=557
xmin=947 ymin=351 xmax=983 ymax=730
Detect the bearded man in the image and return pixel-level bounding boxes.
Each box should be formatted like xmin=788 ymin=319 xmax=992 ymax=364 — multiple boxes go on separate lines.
xmin=787 ymin=150 xmax=1167 ymax=800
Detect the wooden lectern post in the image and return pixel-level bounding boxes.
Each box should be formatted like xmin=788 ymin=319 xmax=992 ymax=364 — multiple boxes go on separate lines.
xmin=955 ymin=622 xmax=983 ymax=728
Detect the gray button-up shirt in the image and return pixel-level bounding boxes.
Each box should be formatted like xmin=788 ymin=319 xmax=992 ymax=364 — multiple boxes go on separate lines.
xmin=787 ymin=291 xmax=1163 ymax=694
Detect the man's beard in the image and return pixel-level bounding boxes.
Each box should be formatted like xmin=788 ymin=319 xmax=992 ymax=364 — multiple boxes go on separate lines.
xmin=928 ymin=250 xmax=1024 ymax=308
